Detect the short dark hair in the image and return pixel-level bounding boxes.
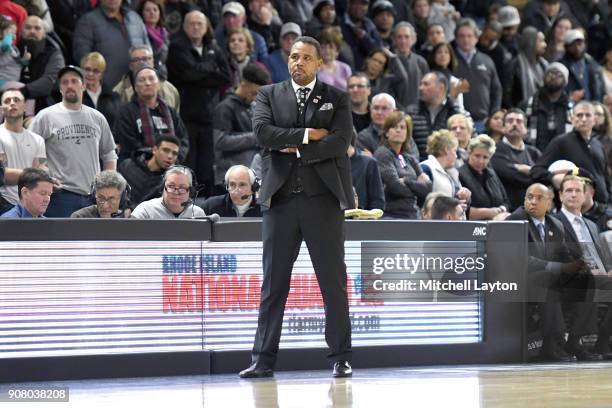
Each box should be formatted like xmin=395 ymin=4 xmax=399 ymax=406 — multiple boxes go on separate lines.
xmin=0 ymin=87 xmax=25 ymax=103
xmin=504 ymin=107 xmax=526 ymax=123
xmin=348 ymin=71 xmax=371 ymax=87
xmin=155 ymin=135 xmax=181 ymax=148
xmin=293 ymin=36 xmax=322 ymax=58
xmin=430 ymin=196 xmax=460 ymax=220
xmin=242 ymin=63 xmax=271 ymax=86
xmin=17 ymin=168 xmax=53 ymax=199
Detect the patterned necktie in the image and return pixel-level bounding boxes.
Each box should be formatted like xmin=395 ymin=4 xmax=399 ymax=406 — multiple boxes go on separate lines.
xmin=537 ymin=223 xmax=545 ymax=242
xmin=297 ymin=87 xmax=309 ymax=118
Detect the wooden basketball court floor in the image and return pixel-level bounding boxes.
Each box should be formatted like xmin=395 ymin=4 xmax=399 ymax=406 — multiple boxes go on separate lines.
xmin=2 ymin=362 xmax=612 ymax=407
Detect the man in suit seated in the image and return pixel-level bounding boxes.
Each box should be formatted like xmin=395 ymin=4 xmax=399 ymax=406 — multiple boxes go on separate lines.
xmin=507 ymin=183 xmax=598 ymax=361
xmin=200 ymin=165 xmax=262 ymax=217
xmin=554 ymin=175 xmax=612 ymax=358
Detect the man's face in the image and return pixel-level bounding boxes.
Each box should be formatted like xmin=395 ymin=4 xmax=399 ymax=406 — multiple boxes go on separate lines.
xmin=572 ymin=104 xmax=595 ymax=136
xmin=129 ymin=49 xmax=154 ymax=73
xmin=134 ymin=68 xmax=160 ymax=99
xmin=223 ymin=12 xmax=244 ymax=31
xmin=503 ymin=112 xmax=527 ymax=139
xmin=241 ymin=81 xmax=260 ymax=104
xmin=373 ymin=11 xmax=394 ymax=32
xmin=152 ymin=141 xmax=179 ymax=170
xmin=567 ymin=39 xmax=586 ymax=59
xmin=280 ymin=33 xmax=298 ymax=54
xmin=478 ymin=27 xmax=499 ymax=47
xmin=319 ymin=4 xmax=336 ymax=25
xmin=347 ymin=76 xmax=370 ymax=105
xmin=59 ymin=72 xmax=85 ymax=104
xmin=184 ymin=12 xmax=208 ymax=43
xmin=544 ymin=68 xmax=566 ymax=91
xmin=524 ymin=185 xmax=552 ymax=219
xmin=21 ymin=16 xmax=45 ymax=41
xmin=501 ymin=25 xmax=519 ymax=41
xmin=560 ymin=179 xmax=585 ymax=213
xmin=370 ymin=98 xmax=393 ymax=126
xmin=163 ymin=172 xmax=191 ymax=209
xmin=1 ymin=90 xmax=26 ymax=120
xmin=419 ymin=73 xmax=441 ymax=104
xmin=227 ymin=168 xmax=252 ymax=205
xmin=348 ymin=0 xmax=369 ymax=20
xmin=288 ymin=41 xmax=322 ymax=86
xmin=22 ymin=181 xmax=53 ymax=217
xmin=100 ymin=0 xmax=122 ymax=13
xmin=542 ymin=1 xmax=560 ymax=17
xmin=95 ymin=186 xmax=122 ymax=218
xmin=456 ymin=26 xmax=477 ymax=53
xmin=392 ymin=26 xmax=414 ymax=55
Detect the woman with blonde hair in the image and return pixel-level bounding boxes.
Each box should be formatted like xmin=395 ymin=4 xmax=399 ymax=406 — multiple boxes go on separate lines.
xmin=80 ymin=51 xmax=121 ymax=129
xmin=374 ymin=111 xmax=431 ymax=219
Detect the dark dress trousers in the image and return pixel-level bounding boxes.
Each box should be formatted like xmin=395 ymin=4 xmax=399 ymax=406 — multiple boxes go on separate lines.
xmin=251 ymin=79 xmax=355 ymax=367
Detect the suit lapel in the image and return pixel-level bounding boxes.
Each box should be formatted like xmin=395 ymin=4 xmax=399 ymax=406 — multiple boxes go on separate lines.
xmin=305 ymin=81 xmax=324 ymax=125
xmin=281 ymin=81 xmax=299 ymax=124
xmin=558 ymin=212 xmax=579 ymax=244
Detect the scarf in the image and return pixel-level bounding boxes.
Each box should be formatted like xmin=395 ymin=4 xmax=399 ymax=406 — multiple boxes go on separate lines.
xmin=146 ymin=25 xmax=167 ymax=51
xmin=138 ymin=96 xmax=175 ymax=147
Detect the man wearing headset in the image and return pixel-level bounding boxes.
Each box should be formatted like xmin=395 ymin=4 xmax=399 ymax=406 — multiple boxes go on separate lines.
xmin=70 ymin=170 xmax=131 ymax=218
xmin=131 ymin=165 xmax=205 ymax=218
xmin=201 ymin=165 xmax=262 ymax=217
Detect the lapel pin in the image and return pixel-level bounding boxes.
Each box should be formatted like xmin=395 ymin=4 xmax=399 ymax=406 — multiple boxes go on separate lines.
xmin=548 ymin=231 xmax=553 ymax=236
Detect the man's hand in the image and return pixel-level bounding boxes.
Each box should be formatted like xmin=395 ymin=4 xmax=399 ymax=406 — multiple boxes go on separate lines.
xmin=514 ymin=164 xmax=531 ymax=174
xmin=561 ymin=259 xmax=589 ymax=274
xmin=417 ymin=173 xmax=430 ymax=183
xmin=308 ymin=128 xmax=329 ymax=141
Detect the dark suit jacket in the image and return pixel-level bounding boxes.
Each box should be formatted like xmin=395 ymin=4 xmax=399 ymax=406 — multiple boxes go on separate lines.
xmin=554 ymin=210 xmax=612 ymax=272
xmin=253 ymin=80 xmax=355 ymax=210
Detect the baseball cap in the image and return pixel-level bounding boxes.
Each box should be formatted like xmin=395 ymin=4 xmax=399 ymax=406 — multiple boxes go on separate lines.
xmin=222 ymin=1 xmax=246 ymax=16
xmin=371 ymin=0 xmax=395 ymax=17
xmin=280 ymin=22 xmax=302 ymax=38
xmin=564 ymin=29 xmax=585 ymax=45
xmin=57 ymin=65 xmax=84 ymax=81
xmin=313 ymin=0 xmax=335 ymax=16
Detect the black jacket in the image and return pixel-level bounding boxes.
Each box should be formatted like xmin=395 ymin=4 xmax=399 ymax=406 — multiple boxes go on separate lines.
xmin=213 ymin=92 xmax=259 ymax=186
xmin=19 ymin=40 xmax=65 ymax=113
xmin=522 ymin=89 xmax=572 ymax=152
xmin=200 ymin=193 xmax=262 ymax=217
xmin=82 ymin=84 xmax=122 ymax=131
xmin=117 ymin=150 xmax=165 ymax=206
xmin=458 ymin=164 xmax=510 ymax=211
xmin=559 ymin=53 xmax=605 ymax=102
xmin=406 ymin=99 xmax=460 ymax=161
xmin=167 ymin=32 xmax=231 ymax=125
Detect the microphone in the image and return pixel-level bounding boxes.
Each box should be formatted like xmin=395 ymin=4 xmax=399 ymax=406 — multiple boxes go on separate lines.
xmin=181 ymin=199 xmax=193 ymax=207
xmin=191 ymin=213 xmax=221 ymax=222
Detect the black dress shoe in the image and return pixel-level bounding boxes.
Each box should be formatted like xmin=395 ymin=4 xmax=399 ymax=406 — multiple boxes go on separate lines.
xmin=540 ymin=348 xmax=577 ymax=362
xmin=239 ymin=362 xmax=274 ymax=378
xmin=332 ymin=361 xmax=352 ymax=378
xmin=594 ymin=342 xmax=612 ymax=360
xmin=566 ymin=344 xmax=603 ymax=361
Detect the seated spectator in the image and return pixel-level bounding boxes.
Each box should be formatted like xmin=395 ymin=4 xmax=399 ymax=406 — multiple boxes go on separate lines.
xmin=420 ymin=129 xmax=471 ymax=206
xmin=0 ymin=16 xmax=25 ymax=87
xmin=374 ymin=111 xmax=432 ymax=219
xmin=347 ymin=72 xmax=372 ymax=132
xmin=213 ymin=63 xmax=270 ymax=191
xmin=317 ymin=27 xmax=352 ymax=91
xmin=503 ymin=26 xmax=548 ymax=109
xmin=592 ymin=101 xmax=612 ymax=179
xmin=420 ymin=23 xmax=446 ymax=60
xmin=476 ymin=19 xmax=509 ymax=90
xmin=498 ymin=6 xmax=521 ymax=58
xmin=410 ymin=0 xmax=430 ymax=51
xmin=137 ymin=0 xmax=169 ymax=78
xmin=200 ymin=165 xmax=262 ymax=217
xmin=118 ymin=135 xmax=180 ymax=206
xmin=305 ymin=0 xmax=354 ymax=68
xmin=458 ymin=134 xmax=511 ymax=220
xmin=406 ymin=71 xmax=460 ymax=161
xmin=73 ymin=0 xmax=150 ymax=88
xmin=348 ymin=130 xmax=384 ymax=211
xmin=113 ymin=45 xmax=180 ymax=112
xmin=0 ymin=88 xmax=46 ymax=208
xmin=0 ymin=167 xmax=52 ymax=218
xmin=430 ymin=195 xmax=464 ymax=220
xmin=428 ymin=0 xmax=460 ymax=44
xmin=421 ymin=191 xmax=445 ymax=219
xmin=447 ymin=113 xmax=473 ymax=167
xmin=17 ymin=15 xmax=65 ymax=115
xmin=522 ymin=0 xmax=575 ymax=37
xmin=47 ymin=0 xmax=94 ymax=64
xmin=264 ymin=22 xmax=300 ymax=83
xmin=245 ymin=0 xmax=282 ymax=52
xmin=114 ymin=66 xmax=189 ymax=163
xmin=71 ymin=170 xmax=130 ymax=218
xmin=80 ymin=52 xmax=122 ymax=131
xmin=356 ymin=92 xmax=394 ymax=156
xmin=131 ymin=165 xmax=205 ymax=219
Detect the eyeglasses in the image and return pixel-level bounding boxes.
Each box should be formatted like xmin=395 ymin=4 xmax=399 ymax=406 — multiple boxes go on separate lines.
xmin=96 ymin=195 xmax=120 ymax=205
xmin=164 ymin=185 xmax=189 ymax=194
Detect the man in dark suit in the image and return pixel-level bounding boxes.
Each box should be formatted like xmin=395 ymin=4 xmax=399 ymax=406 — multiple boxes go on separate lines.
xmin=507 ymin=183 xmax=596 ymax=362
xmin=554 ymin=175 xmax=612 ymax=358
xmin=239 ymin=36 xmax=355 ymax=379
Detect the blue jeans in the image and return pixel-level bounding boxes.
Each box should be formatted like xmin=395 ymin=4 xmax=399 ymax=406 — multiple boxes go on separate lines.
xmin=45 ymin=189 xmax=92 ymax=218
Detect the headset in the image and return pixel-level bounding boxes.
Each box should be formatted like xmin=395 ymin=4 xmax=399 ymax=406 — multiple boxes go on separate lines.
xmin=162 ymin=165 xmax=199 ymax=206
xmin=224 ymin=165 xmax=260 ymax=200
